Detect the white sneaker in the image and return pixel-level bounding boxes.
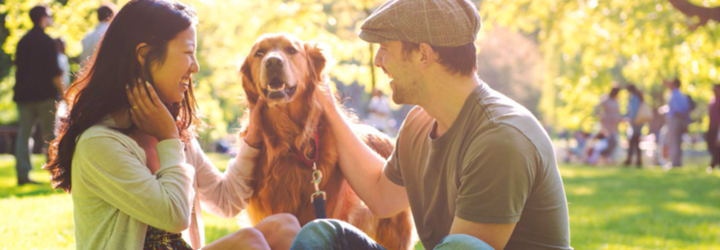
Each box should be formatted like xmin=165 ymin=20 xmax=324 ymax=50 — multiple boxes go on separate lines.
xmin=707 ymin=167 xmax=713 ymax=174
xmin=662 ymin=163 xmax=672 ymax=171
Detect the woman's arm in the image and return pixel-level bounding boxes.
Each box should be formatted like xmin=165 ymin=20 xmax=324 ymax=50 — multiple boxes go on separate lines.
xmin=192 ymin=98 xmax=266 ymax=218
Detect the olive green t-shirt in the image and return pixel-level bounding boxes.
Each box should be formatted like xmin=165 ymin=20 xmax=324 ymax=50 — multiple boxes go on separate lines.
xmin=384 ymin=83 xmax=572 ymax=249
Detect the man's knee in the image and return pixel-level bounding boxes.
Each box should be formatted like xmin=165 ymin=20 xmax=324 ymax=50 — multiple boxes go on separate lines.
xmin=256 ymin=213 xmax=301 ymax=240
xmin=296 ymin=219 xmax=342 ymax=238
xmin=231 ymin=228 xmax=268 ymax=250
xmin=290 ymin=219 xmax=344 ymax=248
xmin=435 ymin=234 xmax=494 ymax=250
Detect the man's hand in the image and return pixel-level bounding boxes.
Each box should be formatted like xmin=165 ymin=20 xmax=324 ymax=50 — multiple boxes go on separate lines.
xmin=53 ymin=76 xmax=64 ymax=94
xmin=244 ymin=98 xmax=266 ymax=148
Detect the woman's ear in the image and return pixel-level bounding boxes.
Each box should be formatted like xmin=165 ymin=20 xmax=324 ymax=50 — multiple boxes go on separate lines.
xmin=135 ymin=43 xmax=149 ymax=66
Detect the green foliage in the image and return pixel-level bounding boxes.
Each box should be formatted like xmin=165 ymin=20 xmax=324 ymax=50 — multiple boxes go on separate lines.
xmin=479 ymin=0 xmax=720 ymax=131
xmin=2 ymin=0 xmax=718 ymax=137
xmin=0 ymin=0 xmax=393 ymax=140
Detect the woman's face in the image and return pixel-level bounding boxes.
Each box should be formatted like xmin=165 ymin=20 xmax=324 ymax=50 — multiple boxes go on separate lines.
xmin=148 ymin=26 xmax=199 ymax=103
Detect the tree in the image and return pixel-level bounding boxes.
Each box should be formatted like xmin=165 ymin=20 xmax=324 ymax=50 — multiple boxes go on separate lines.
xmin=479 ymin=0 xmax=719 ymax=132
xmin=0 ymin=0 xmax=391 ymax=144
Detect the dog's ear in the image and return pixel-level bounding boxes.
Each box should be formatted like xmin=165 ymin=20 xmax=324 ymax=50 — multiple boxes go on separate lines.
xmin=304 ymin=42 xmax=333 ymax=81
xmin=240 ymin=55 xmax=259 ymax=104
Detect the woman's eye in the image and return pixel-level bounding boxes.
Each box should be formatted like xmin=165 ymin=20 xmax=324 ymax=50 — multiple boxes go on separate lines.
xmin=286 ymin=47 xmax=297 ymax=54
xmin=255 ymin=50 xmax=266 ymax=57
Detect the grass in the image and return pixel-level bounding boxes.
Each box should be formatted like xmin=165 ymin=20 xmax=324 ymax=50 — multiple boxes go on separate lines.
xmin=0 ymin=154 xmax=718 ymax=249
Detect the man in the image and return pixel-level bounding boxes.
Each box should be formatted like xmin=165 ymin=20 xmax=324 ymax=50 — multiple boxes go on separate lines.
xmin=79 ymin=4 xmax=116 ymax=69
xmin=290 ymin=0 xmax=572 ymax=249
xmin=705 ymin=84 xmax=720 ymax=173
xmin=663 ymin=78 xmax=691 ymax=168
xmin=595 ymin=86 xmax=621 ymax=165
xmin=14 ymin=5 xmax=63 ymax=185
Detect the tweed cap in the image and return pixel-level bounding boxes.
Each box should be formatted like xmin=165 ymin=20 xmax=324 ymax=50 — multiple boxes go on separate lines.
xmin=358 ymin=0 xmax=482 ymax=47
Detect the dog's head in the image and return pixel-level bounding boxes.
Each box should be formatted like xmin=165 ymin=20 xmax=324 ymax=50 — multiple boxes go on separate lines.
xmin=240 ymin=33 xmax=330 ymax=107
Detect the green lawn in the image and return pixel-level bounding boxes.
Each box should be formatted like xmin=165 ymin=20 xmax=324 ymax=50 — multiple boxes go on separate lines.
xmin=1 ymin=154 xmax=718 ymax=249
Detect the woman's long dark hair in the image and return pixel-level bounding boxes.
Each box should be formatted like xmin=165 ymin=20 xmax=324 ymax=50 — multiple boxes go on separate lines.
xmin=45 ymin=0 xmax=199 ymax=192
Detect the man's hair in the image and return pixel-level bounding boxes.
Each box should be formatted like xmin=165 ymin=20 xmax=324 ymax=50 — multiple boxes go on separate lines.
xmin=401 ymin=41 xmax=477 ymax=77
xmin=29 ymin=5 xmax=51 ymax=26
xmin=97 ymin=4 xmax=117 ymax=22
xmin=672 ymin=78 xmax=681 ymax=88
xmin=609 ymin=86 xmax=621 ymax=98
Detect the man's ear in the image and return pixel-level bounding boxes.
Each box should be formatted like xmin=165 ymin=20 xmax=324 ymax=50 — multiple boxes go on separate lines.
xmin=240 ymin=55 xmax=259 ymax=104
xmin=418 ymin=43 xmax=437 ymax=68
xmin=136 ymin=43 xmax=149 ymax=66
xmin=304 ymin=42 xmax=333 ymax=79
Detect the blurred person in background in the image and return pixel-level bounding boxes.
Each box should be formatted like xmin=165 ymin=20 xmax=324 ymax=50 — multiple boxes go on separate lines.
xmin=595 ymin=86 xmax=621 ymax=166
xmin=365 ymin=88 xmax=393 ymax=135
xmin=623 ymin=84 xmax=647 ymax=168
xmin=54 ymin=38 xmax=70 ymax=135
xmin=13 ymin=5 xmax=63 ymax=186
xmin=79 ymin=3 xmax=117 ymax=69
xmin=663 ymin=78 xmax=692 ymax=168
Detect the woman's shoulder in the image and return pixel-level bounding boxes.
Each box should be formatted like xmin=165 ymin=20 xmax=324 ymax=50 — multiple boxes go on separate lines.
xmin=78 ymin=124 xmax=125 ymax=142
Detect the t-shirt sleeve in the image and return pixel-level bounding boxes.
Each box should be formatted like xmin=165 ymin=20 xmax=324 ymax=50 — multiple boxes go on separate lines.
xmin=455 ymin=125 xmax=536 ymax=224
xmin=382 ymin=107 xmax=423 ymax=187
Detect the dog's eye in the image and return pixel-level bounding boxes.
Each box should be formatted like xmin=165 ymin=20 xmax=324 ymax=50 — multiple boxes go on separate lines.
xmin=286 ymin=47 xmax=297 ymax=55
xmin=255 ymin=50 xmax=266 ymax=57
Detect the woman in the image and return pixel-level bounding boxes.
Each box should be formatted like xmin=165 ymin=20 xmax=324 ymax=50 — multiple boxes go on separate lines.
xmin=624 ymin=84 xmax=644 ymax=168
xmin=44 ymin=0 xmax=298 ymax=249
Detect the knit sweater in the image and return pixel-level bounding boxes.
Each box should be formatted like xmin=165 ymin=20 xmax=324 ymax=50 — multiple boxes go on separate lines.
xmin=71 ymin=118 xmax=258 ymax=249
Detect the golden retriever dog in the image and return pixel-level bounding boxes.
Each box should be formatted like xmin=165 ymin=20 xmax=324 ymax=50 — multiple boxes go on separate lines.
xmin=239 ymin=33 xmax=413 ymax=250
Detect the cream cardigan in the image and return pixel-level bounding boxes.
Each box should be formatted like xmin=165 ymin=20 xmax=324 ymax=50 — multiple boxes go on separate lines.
xmin=71 ymin=118 xmax=258 ymax=249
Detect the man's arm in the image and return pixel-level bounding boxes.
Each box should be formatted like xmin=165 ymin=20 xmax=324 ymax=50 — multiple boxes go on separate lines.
xmin=449 ymin=217 xmax=516 ymax=250
xmin=316 ymin=86 xmax=409 ymax=218
xmin=44 ymin=38 xmax=63 ymax=94
xmin=53 ymin=76 xmax=64 ymax=94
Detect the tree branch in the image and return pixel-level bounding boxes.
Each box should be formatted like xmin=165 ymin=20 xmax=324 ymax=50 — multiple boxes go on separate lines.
xmin=668 ymin=0 xmax=720 ymax=31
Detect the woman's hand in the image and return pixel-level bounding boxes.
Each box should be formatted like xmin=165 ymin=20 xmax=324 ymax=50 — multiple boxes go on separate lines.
xmin=244 ymin=97 xmax=265 ymax=148
xmin=126 ymin=81 xmax=179 ymax=141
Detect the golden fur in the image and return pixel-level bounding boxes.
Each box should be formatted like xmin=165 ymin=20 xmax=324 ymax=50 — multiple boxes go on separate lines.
xmin=239 ymin=33 xmax=413 ymax=250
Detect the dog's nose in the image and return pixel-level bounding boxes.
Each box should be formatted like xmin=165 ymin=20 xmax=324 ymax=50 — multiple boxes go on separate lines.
xmin=265 ymin=56 xmax=284 ymax=71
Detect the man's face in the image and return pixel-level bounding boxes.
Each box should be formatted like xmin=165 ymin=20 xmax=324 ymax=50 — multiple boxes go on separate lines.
xmin=41 ymin=15 xmax=53 ymax=28
xmin=374 ymin=41 xmax=422 ymax=105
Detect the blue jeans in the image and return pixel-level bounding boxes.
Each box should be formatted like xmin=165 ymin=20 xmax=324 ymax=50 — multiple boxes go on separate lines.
xmin=15 ymin=99 xmax=56 ymax=182
xmin=290 ymin=219 xmax=494 ymax=250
